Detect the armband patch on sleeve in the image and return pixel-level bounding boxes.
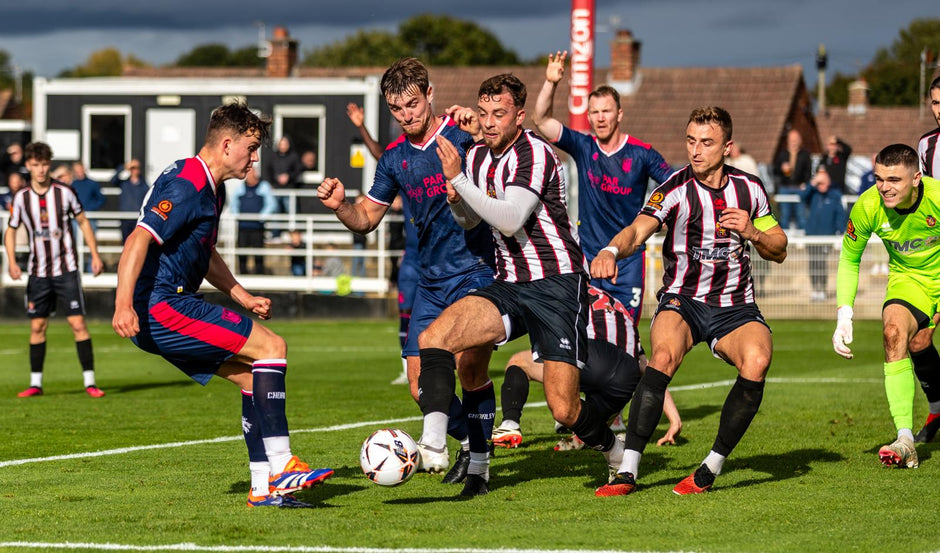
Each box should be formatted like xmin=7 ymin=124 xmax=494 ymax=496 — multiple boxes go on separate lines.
xmin=846 ymin=218 xmax=857 ymax=241
xmin=752 ymin=214 xmax=778 ymax=232
xmin=646 ymin=191 xmax=664 ymax=210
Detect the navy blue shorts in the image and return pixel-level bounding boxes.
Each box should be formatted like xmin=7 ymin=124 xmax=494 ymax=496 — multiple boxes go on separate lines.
xmin=132 ymin=294 xmax=254 ymax=385
xmin=590 ymin=251 xmax=645 ymax=324
xmin=471 ymin=272 xmax=589 ymax=369
xmin=654 ymin=293 xmax=769 ymax=361
xmin=397 ymin=259 xmax=420 ymax=313
xmin=402 ymin=265 xmax=495 ymax=357
xmin=26 ymin=272 xmax=86 ymax=318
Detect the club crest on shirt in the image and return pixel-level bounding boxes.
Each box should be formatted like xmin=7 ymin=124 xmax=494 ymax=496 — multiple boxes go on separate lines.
xmin=846 ymin=218 xmax=857 ymax=241
xmin=151 ymin=200 xmax=173 ymax=221
xmin=715 ymin=221 xmax=728 ymax=238
xmin=927 ymin=215 xmax=936 ymax=228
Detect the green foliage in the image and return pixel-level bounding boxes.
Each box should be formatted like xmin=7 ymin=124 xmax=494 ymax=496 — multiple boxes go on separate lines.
xmin=860 ymin=17 xmax=940 ymax=105
xmin=302 ymin=14 xmax=523 ymax=67
xmin=0 ymin=319 xmax=938 ymax=552
xmin=175 ymin=43 xmax=263 ymax=68
xmin=58 ymin=47 xmax=150 ymax=77
xmin=818 ymin=72 xmax=854 ymax=107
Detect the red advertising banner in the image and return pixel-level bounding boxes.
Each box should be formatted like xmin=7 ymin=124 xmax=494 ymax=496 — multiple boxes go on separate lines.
xmin=569 ymin=0 xmax=595 ymax=132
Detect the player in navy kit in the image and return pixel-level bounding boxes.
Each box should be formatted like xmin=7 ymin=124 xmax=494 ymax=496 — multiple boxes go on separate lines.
xmin=318 ymin=58 xmax=496 ymax=484
xmin=592 ymin=107 xmax=787 ymax=496
xmin=112 ymin=103 xmax=332 ymax=508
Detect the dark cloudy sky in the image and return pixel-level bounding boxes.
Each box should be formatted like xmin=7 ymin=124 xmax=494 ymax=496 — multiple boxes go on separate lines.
xmin=1 ymin=0 xmax=935 ymax=88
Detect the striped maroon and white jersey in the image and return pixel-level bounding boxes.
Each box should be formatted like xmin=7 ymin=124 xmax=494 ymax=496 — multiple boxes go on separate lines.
xmin=8 ymin=180 xmax=84 ymax=277
xmin=639 ymin=165 xmax=775 ymax=306
xmin=464 ymin=129 xmax=584 ymax=283
xmin=586 ymin=284 xmax=639 ymax=358
xmin=919 ymin=128 xmax=940 ymax=178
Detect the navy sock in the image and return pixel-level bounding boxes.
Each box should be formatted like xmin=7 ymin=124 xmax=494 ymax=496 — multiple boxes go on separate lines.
xmin=418 ymin=348 xmax=456 ymax=416
xmin=30 ymin=342 xmax=46 ymax=374
xmin=399 ymin=311 xmax=411 ymax=350
xmin=501 ymin=365 xmax=530 ymax=423
xmin=624 ymin=367 xmax=671 ymax=453
xmin=712 ymin=376 xmax=765 ymax=456
xmin=76 ymin=339 xmax=94 ymax=372
xmin=241 ymin=390 xmax=267 ymax=463
xmin=912 ymin=343 xmax=940 ymax=403
xmin=251 ymin=360 xmax=289 ymax=438
xmin=462 ymin=382 xmax=496 ymax=455
xmin=446 ymin=394 xmax=468 ymax=441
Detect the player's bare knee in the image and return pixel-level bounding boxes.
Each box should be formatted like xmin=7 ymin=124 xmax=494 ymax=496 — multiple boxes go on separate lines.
xmin=417 ymin=326 xmax=446 ymax=351
xmin=260 ymin=332 xmax=287 ymax=359
xmin=883 ymin=323 xmax=908 ymax=355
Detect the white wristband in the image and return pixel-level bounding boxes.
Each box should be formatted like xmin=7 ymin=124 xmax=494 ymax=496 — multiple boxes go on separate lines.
xmin=836 ymin=305 xmax=853 ymax=322
xmin=601 ymin=246 xmax=619 ymax=258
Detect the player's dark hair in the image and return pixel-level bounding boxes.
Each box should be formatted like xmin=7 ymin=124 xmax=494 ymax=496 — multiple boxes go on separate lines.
xmin=930 ymin=76 xmax=940 ymax=94
xmin=381 ymin=57 xmax=430 ymax=99
xmin=689 ymin=106 xmax=733 ymax=142
xmin=24 ymin=142 xmax=53 ymax=162
xmin=205 ymin=102 xmax=271 ymax=147
xmin=875 ymin=144 xmax=919 ymax=171
xmin=479 ymin=74 xmax=526 ymax=108
xmin=589 ymin=85 xmax=621 ymax=111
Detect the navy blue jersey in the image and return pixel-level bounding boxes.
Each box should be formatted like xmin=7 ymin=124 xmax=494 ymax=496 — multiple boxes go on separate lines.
xmin=368 ymin=116 xmax=494 ymax=281
xmin=134 ymin=157 xmax=224 ymax=307
xmin=555 ymin=126 xmax=672 ymax=259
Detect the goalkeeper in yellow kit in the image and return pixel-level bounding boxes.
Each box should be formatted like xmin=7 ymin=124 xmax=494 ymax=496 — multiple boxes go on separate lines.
xmin=833 ymin=144 xmax=940 ymax=469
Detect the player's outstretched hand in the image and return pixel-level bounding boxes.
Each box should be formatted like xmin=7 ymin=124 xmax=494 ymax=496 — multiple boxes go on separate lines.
xmin=546 ymin=50 xmax=567 ymax=84
xmin=244 ymin=295 xmax=272 ymax=320
xmin=318 ymin=177 xmax=346 ymax=211
xmin=832 ymin=305 xmax=854 ymax=359
xmin=112 ymin=306 xmax=140 ymax=338
xmin=436 ymin=136 xmax=462 ymax=180
xmin=444 ymin=105 xmax=480 ymax=138
xmin=589 ymin=250 xmax=619 ymax=284
xmin=346 ymin=103 xmax=365 ymax=128
xmin=657 ymin=423 xmax=681 ymax=446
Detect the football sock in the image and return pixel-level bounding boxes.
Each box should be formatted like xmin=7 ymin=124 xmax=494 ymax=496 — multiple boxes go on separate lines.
xmin=911 ymin=343 xmax=940 ymax=403
xmin=883 ymin=359 xmax=915 ymax=432
xmin=462 ymin=381 xmax=496 ymax=456
xmin=712 ymin=376 xmax=765 ymax=456
xmin=620 ymin=449 xmax=642 ymax=478
xmin=249 ymin=461 xmax=272 ymax=496
xmin=498 ymin=419 xmax=521 ymax=431
xmin=927 ymin=411 xmax=940 ymax=424
xmin=82 ymin=370 xmax=96 ymax=389
xmin=468 ymin=451 xmax=490 ymax=480
xmin=417 ymin=348 xmax=456 ymax=450
xmin=569 ymin=398 xmax=616 ymax=452
xmin=241 ymin=390 xmax=267 ymax=463
xmin=703 ymin=450 xmax=726 ymax=476
xmin=398 ymin=311 xmax=410 ymax=349
xmin=446 ymin=394 xmax=468 ymax=441
xmin=501 ymin=365 xmax=529 ymax=424
xmin=624 ymin=367 xmax=671 ymax=453
xmin=30 ymin=342 xmax=46 ymax=374
xmin=460 ymin=437 xmax=470 ymax=451
xmin=252 ymin=359 xmax=292 ymax=473
xmin=76 ymin=338 xmax=94 ymax=371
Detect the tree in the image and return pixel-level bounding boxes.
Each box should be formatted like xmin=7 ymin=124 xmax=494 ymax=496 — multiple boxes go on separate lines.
xmin=830 ymin=18 xmax=940 ymax=106
xmin=302 ymin=14 xmax=523 ymax=67
xmin=58 ymin=48 xmax=149 ymax=77
xmin=175 ymin=43 xmax=262 ymax=67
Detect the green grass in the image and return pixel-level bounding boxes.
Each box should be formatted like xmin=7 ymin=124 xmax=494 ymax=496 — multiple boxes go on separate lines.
xmin=0 ymin=318 xmax=938 ymax=553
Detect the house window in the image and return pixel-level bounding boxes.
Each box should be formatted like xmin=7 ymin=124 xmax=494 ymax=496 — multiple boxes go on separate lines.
xmin=273 ymin=105 xmax=325 ymax=183
xmin=82 ymin=105 xmax=132 ymax=181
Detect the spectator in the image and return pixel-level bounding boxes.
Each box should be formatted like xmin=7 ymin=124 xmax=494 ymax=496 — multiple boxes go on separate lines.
xmin=300 ymin=149 xmax=317 ymax=173
xmin=772 ymin=129 xmax=812 ymax=231
xmin=110 ymin=159 xmax=149 ymax=242
xmin=725 ymin=142 xmax=760 ymax=177
xmin=0 ymin=143 xmax=28 ymax=187
xmin=821 ymin=136 xmax=853 ymax=193
xmin=287 ymin=229 xmax=309 ymax=277
xmin=1 ymin=171 xmax=26 ymax=212
xmin=51 ymin=163 xmax=73 ymax=185
xmin=229 ymin=167 xmax=278 ymax=275
xmin=3 ymin=172 xmax=28 ymax=270
xmin=265 ymin=136 xmax=302 ymax=215
xmin=800 ymin=166 xmax=847 ymax=302
xmin=858 ymin=154 xmax=877 ymax=194
xmin=70 ymin=162 xmax=106 ymax=215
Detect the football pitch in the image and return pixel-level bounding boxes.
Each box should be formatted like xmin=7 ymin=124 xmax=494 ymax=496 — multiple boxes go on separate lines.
xmin=1 ymin=318 xmax=938 ymax=553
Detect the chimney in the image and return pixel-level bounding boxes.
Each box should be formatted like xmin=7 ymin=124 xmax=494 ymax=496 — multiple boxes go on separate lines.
xmin=266 ymin=26 xmax=298 ymax=78
xmin=848 ymin=79 xmax=868 ymax=115
xmin=609 ymin=29 xmax=642 ymax=95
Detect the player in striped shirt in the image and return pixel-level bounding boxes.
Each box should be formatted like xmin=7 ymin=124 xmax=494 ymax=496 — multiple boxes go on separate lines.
xmin=429 ymin=74 xmax=626 ymax=497
xmin=833 ymin=144 xmax=940 ymax=468
xmin=592 ymin=107 xmax=788 ymax=496
xmin=5 ymin=142 xmax=105 ymax=398
xmin=918 ymin=76 xmax=940 ymax=180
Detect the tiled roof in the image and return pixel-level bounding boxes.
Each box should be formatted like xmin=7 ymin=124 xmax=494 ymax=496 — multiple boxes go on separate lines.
xmin=816 ymin=106 xmax=934 ymax=158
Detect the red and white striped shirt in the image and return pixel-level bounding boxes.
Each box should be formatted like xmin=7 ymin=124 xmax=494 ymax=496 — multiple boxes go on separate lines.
xmin=586 ymin=285 xmax=639 ymax=358
xmin=919 ymin=127 xmax=940 ymax=178
xmin=8 ymin=181 xmax=84 ymax=277
xmin=464 ymin=129 xmax=583 ymax=283
xmin=640 ymin=165 xmax=774 ymax=306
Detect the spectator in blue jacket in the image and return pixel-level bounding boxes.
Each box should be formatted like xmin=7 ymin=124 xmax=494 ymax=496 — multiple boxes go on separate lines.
xmin=229 ymin=167 xmax=278 ymax=274
xmin=800 ymin=166 xmax=847 ymax=302
xmin=111 ymin=159 xmax=149 ymax=243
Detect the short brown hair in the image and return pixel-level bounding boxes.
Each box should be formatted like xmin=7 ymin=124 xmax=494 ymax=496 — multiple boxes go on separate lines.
xmin=589 ymin=85 xmax=621 ymax=111
xmin=24 ymin=142 xmax=53 ymax=162
xmin=930 ymin=75 xmax=940 ymax=94
xmin=688 ymin=106 xmax=733 ymax=142
xmin=478 ymin=74 xmax=526 ymax=108
xmin=205 ymin=102 xmax=271 ymax=147
xmin=381 ymin=57 xmax=430 ymax=99
xmin=875 ymin=144 xmax=919 ymax=172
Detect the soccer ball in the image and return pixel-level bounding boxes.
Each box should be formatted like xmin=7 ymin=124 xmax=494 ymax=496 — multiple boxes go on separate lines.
xmin=359 ymin=428 xmax=419 ymax=486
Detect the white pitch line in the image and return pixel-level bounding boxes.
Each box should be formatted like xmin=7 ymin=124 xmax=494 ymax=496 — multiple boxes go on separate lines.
xmin=0 ymin=543 xmax=680 ymax=553
xmin=0 ymin=377 xmax=881 ymax=470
